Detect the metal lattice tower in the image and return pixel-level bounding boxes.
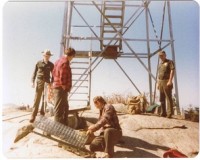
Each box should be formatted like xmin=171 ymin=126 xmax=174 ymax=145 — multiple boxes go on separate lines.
xmin=60 ymin=0 xmax=180 ymax=114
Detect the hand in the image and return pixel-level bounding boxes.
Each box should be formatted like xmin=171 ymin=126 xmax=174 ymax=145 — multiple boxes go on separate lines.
xmin=88 ymin=125 xmax=95 ymax=130
xmin=47 ymin=83 xmax=52 ymax=89
xmin=86 ymin=125 xmax=95 ymax=135
xmin=31 ymin=82 xmax=35 ymax=88
xmin=86 ymin=129 xmax=93 ymax=136
xmin=61 ymin=85 xmax=66 ymax=90
xmin=157 ymin=83 xmax=160 ymax=90
xmin=167 ymin=81 xmax=172 ymax=86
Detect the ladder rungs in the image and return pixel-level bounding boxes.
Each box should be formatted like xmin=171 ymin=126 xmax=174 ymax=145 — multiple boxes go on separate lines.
xmin=103 ymin=30 xmax=117 ymax=33
xmin=71 ymin=62 xmax=89 ymax=64
xmin=103 ymin=45 xmax=120 ymax=48
xmin=69 ymin=99 xmax=88 ymax=101
xmin=71 ymin=67 xmax=88 ymax=69
xmin=104 ymin=1 xmax=124 ymax=5
xmin=105 ymin=7 xmax=122 ymax=10
xmin=73 ymin=85 xmax=88 ymax=88
xmin=69 ymin=92 xmax=88 ymax=95
xmin=104 ymin=23 xmax=122 ymax=26
xmin=72 ymin=79 xmax=88 ymax=82
xmin=73 ymin=73 xmax=88 ymax=75
xmin=104 ymin=25 xmax=126 ymax=28
xmin=106 ymin=15 xmax=122 ymax=18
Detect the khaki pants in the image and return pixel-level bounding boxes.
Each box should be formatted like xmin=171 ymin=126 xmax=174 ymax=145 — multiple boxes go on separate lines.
xmin=158 ymin=80 xmax=174 ymax=116
xmin=90 ymin=128 xmax=122 ymax=157
xmin=31 ymin=80 xmax=45 ymax=119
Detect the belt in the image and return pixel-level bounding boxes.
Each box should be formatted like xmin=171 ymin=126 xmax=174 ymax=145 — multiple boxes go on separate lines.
xmin=158 ymin=79 xmax=169 ymax=81
xmin=37 ymin=76 xmax=44 ymax=80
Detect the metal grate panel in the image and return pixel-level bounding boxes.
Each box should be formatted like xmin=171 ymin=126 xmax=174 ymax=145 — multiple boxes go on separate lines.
xmin=33 ymin=116 xmax=88 ymax=148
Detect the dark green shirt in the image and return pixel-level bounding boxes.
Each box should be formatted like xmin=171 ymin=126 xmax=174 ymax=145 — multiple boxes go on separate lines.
xmin=158 ymin=59 xmax=175 ymax=80
xmin=32 ymin=60 xmax=54 ymax=83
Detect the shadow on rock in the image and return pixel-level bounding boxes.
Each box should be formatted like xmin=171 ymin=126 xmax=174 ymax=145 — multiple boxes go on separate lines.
xmin=115 ymin=150 xmax=160 ymax=158
xmin=115 ymin=136 xmax=170 ymax=158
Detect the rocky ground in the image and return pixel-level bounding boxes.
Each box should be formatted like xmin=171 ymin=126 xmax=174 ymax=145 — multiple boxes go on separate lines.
xmin=1 ymin=106 xmax=199 ymax=159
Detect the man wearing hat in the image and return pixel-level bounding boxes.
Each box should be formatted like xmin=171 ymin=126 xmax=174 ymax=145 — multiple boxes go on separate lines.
xmin=52 ymin=48 xmax=76 ymax=126
xmin=30 ymin=49 xmax=54 ymax=123
xmin=157 ymin=50 xmax=175 ymax=118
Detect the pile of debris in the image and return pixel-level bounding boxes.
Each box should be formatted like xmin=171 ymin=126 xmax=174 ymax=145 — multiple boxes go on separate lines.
xmin=113 ymin=94 xmax=149 ymax=114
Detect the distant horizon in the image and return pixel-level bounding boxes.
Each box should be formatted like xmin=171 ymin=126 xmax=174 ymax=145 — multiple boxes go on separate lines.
xmin=1 ymin=0 xmax=199 ymax=109
xmin=2 ymin=90 xmax=199 ymax=109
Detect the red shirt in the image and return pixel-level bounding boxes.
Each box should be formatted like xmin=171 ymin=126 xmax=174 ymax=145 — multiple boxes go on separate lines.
xmin=52 ymin=56 xmax=72 ymax=92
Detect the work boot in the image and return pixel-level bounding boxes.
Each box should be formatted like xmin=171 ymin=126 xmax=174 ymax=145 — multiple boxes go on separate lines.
xmin=160 ymin=113 xmax=167 ymax=117
xmin=40 ymin=110 xmax=45 ymax=116
xmin=167 ymin=114 xmax=172 ymax=118
xmin=29 ymin=116 xmax=35 ymax=123
xmin=160 ymin=109 xmax=167 ymax=117
xmin=101 ymin=152 xmax=112 ymax=158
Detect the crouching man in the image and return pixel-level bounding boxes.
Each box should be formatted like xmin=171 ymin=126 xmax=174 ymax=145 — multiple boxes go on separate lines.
xmin=87 ymin=96 xmax=122 ymax=158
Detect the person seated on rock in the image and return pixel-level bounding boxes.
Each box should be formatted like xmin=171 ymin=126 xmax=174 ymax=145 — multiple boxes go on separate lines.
xmin=86 ymin=96 xmax=122 ymax=158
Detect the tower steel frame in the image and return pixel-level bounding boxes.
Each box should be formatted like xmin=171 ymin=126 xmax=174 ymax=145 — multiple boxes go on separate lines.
xmin=60 ymin=0 xmax=180 ymax=114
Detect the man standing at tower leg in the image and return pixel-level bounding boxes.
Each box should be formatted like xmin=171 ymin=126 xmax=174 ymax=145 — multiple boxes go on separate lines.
xmin=157 ymin=50 xmax=175 ymax=118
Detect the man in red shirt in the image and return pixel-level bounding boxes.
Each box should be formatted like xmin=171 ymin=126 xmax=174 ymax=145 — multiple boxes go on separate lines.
xmin=52 ymin=48 xmax=76 ymax=125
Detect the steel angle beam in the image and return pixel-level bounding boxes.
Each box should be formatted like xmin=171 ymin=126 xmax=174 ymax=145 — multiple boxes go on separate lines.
xmin=32 ymin=131 xmax=95 ymax=158
xmin=33 ymin=116 xmax=88 ymax=149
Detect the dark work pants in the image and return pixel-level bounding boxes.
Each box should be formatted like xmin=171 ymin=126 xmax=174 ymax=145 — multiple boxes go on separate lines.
xmin=159 ymin=82 xmax=174 ymax=116
xmin=31 ymin=80 xmax=45 ymax=119
xmin=53 ymin=87 xmax=69 ymax=125
xmin=90 ymin=128 xmax=122 ymax=157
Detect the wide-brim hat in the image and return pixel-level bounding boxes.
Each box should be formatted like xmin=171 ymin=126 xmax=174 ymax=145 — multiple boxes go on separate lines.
xmin=42 ymin=49 xmax=53 ymax=56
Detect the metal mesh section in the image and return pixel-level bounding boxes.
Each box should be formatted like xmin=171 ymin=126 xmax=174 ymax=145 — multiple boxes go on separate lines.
xmin=33 ymin=116 xmax=88 ymax=148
